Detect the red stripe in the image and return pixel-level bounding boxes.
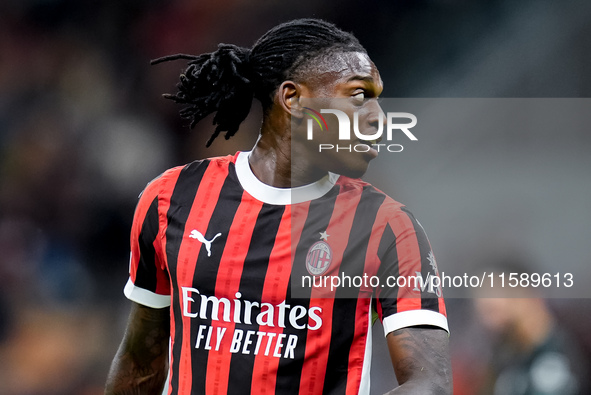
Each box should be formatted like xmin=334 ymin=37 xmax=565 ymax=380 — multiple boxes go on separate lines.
xmin=205 ymin=193 xmax=263 ymax=395
xmin=345 ymin=299 xmax=370 ymax=395
xmin=153 ymin=168 xmax=182 ymax=278
xmin=439 ymin=293 xmax=447 ymax=316
xmin=291 ymin=202 xmax=310 ymax=258
xmin=174 ymin=162 xmax=229 ymax=395
xmin=345 ymin=199 xmax=390 ymax=394
xmin=299 ymin=183 xmax=362 ymax=395
xmin=250 ymin=205 xmax=296 ymax=394
xmin=149 ymin=169 xmax=182 ymax=395
xmin=154 ymin=236 xmax=171 ymax=295
xmin=298 ymin=297 xmax=334 ymax=395
xmin=390 ymin=210 xmax=422 ymax=312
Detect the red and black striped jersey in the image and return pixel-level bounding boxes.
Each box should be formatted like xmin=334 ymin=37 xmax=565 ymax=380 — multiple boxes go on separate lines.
xmin=125 ymin=151 xmax=448 ymax=395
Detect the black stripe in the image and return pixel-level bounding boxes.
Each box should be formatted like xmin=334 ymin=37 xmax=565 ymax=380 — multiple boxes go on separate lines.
xmin=190 ymin=167 xmax=245 ymax=392
xmin=336 ymin=186 xmax=386 ymax=298
xmin=276 ymin=185 xmax=341 ymax=394
xmin=226 ymin=203 xmax=286 ymax=395
xmin=135 ymin=196 xmax=160 ymax=292
xmin=323 ymin=186 xmax=386 ymax=395
xmin=165 ymin=159 xmax=210 ymax=395
xmin=377 ymin=223 xmax=399 ymax=317
xmin=400 ymin=207 xmax=440 ymax=311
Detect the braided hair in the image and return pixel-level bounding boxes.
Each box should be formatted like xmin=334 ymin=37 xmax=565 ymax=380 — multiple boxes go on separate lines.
xmin=152 ymin=18 xmax=366 ymax=147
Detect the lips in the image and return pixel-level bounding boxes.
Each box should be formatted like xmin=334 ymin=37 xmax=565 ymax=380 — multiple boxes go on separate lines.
xmin=356 ymin=138 xmax=380 ymax=145
xmin=358 ymin=130 xmax=382 ymax=146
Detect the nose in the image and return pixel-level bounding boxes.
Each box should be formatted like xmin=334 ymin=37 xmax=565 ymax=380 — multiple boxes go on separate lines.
xmin=367 ymin=99 xmax=386 ymax=122
xmin=367 ymin=99 xmax=386 ymax=140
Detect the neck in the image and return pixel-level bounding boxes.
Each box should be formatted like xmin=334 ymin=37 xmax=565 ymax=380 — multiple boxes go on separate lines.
xmin=248 ymin=119 xmax=328 ymax=188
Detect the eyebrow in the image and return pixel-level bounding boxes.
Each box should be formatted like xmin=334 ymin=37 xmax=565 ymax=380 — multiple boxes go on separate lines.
xmin=346 ymin=75 xmax=375 ymax=83
xmin=344 ymin=74 xmax=383 ymax=95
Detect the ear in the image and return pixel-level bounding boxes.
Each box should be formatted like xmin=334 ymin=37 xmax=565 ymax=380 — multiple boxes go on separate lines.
xmin=277 ymin=81 xmax=304 ymax=118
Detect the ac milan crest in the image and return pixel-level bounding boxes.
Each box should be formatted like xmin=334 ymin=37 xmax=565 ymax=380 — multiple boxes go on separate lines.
xmin=306 ymin=240 xmax=332 ymax=276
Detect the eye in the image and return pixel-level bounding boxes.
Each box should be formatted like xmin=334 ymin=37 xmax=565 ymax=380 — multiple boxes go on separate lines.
xmin=352 ymin=91 xmax=365 ymax=103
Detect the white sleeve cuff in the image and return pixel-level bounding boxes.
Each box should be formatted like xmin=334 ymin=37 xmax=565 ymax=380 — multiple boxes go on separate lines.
xmin=124 ymin=278 xmax=171 ymax=308
xmin=382 ymin=310 xmax=449 ymax=336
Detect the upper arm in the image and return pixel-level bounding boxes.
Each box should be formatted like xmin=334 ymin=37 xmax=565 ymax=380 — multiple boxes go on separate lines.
xmin=105 ymin=302 xmax=170 ymax=394
xmin=125 ymin=174 xmax=172 ymax=308
xmin=120 ymin=301 xmax=171 ymax=357
xmin=385 ymin=326 xmax=452 ymax=395
xmin=374 ymin=206 xmax=451 ymax=393
xmin=375 ymin=207 xmax=447 ymax=330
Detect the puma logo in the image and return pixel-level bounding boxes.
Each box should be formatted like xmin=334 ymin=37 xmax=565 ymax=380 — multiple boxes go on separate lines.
xmin=189 ymin=230 xmax=222 ymax=257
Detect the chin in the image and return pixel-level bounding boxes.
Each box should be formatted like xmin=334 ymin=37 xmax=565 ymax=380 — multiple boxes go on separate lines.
xmin=307 ymin=149 xmax=373 ymax=179
xmin=330 ymin=158 xmax=371 ymax=179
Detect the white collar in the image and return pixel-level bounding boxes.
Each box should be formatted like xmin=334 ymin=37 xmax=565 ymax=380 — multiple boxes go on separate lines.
xmin=234 ymin=151 xmax=339 ymax=205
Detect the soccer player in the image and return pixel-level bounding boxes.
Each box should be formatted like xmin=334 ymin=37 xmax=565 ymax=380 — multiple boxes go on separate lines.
xmin=105 ymin=19 xmax=451 ymax=395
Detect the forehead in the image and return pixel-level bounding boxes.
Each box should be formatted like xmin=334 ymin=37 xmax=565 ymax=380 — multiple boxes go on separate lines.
xmin=335 ymin=52 xmax=375 ymax=75
xmin=302 ymin=51 xmax=381 ymax=90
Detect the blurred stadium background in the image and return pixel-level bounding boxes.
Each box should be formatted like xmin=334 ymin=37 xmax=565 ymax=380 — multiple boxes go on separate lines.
xmin=1 ymin=0 xmax=590 ymax=393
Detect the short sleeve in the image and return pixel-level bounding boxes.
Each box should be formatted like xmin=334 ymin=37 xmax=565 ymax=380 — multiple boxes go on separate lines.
xmin=375 ymin=206 xmax=448 ymax=336
xmin=124 ymin=175 xmax=171 ymax=308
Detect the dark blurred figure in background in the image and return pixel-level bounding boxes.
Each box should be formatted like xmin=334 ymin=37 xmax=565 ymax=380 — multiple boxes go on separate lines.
xmin=472 ymin=261 xmax=589 ymax=395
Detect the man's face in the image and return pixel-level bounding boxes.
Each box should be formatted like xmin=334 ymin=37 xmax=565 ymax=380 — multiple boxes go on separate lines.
xmin=293 ymin=51 xmax=386 ymax=179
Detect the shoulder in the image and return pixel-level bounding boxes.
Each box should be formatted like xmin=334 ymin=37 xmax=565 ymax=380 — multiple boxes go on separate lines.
xmin=336 ymin=175 xmax=408 ymax=217
xmin=137 ymin=165 xmax=184 ymax=201
xmin=336 ymin=177 xmax=430 ymax=246
xmin=139 ymin=153 xmax=238 ymax=199
xmin=181 ymin=153 xmax=237 ymax=173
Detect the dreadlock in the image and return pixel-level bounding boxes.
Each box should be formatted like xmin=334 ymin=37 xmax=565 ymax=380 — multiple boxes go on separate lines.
xmin=151 ymin=18 xmax=366 ymax=147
